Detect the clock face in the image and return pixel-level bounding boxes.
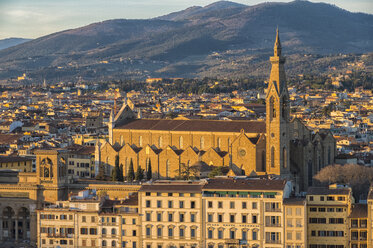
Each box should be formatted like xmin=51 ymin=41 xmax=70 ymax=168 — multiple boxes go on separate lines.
xmin=239 ymin=148 xmax=246 ymax=157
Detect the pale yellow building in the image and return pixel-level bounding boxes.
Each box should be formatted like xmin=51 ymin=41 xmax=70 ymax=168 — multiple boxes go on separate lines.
xmin=139 ymin=181 xmax=204 ymax=248
xmin=349 ymin=204 xmax=368 ymax=248
xmin=203 ymin=178 xmax=292 ymax=248
xmin=307 ymin=184 xmax=352 ymax=248
xmin=0 ymin=156 xmax=33 ymax=172
xmin=284 ymin=198 xmax=307 ymax=248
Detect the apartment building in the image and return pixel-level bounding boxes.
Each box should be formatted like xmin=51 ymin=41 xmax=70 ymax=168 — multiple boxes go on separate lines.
xmin=139 ymin=181 xmax=205 ymax=248
xmin=284 ymin=198 xmax=307 ymax=248
xmin=202 ymin=178 xmax=292 ymax=248
xmin=307 ymin=184 xmax=352 ymax=248
xmin=36 ymin=179 xmax=373 ymax=248
xmin=66 ymin=145 xmax=95 ymax=178
xmin=37 ymin=191 xmax=140 ymax=248
xmin=349 ymin=204 xmax=368 ymax=248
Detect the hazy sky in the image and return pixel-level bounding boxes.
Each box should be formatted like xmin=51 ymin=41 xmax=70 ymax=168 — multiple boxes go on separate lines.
xmin=0 ymin=0 xmax=372 ymax=39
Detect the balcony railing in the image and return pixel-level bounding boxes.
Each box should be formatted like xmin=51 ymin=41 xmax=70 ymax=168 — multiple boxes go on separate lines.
xmin=265 ymin=223 xmax=281 ymax=227
xmin=265 ymin=208 xmax=281 ymax=212
xmin=266 ymin=239 xmax=281 ymax=244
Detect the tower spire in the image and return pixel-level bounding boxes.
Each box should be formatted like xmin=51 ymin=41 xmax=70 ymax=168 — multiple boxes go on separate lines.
xmin=274 ymin=27 xmax=282 ymax=57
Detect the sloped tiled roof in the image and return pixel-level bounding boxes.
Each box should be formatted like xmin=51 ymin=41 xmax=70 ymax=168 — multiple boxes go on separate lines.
xmin=115 ymin=119 xmax=265 ymax=133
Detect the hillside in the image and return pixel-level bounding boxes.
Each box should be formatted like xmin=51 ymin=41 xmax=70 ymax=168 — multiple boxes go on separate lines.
xmin=0 ymin=0 xmax=372 ymax=82
xmin=0 ymin=38 xmax=31 ymax=51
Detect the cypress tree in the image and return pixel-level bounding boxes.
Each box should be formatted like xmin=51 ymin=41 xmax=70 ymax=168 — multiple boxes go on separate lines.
xmin=127 ymin=159 xmax=135 ymax=182
xmin=111 ymin=166 xmax=117 ymax=181
xmin=135 ymin=165 xmax=144 ymax=181
xmin=119 ymin=164 xmax=124 ymax=182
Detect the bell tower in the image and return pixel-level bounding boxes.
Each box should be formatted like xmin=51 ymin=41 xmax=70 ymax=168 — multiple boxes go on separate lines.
xmin=266 ymin=28 xmax=290 ymax=176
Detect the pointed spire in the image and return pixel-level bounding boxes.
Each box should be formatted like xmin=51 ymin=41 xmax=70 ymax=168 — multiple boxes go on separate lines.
xmin=274 ymin=27 xmax=282 ymax=57
xmin=109 ymin=109 xmax=115 ymax=123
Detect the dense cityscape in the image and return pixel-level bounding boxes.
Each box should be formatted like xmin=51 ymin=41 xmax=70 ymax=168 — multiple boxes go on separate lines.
xmin=0 ymin=1 xmax=373 ymax=248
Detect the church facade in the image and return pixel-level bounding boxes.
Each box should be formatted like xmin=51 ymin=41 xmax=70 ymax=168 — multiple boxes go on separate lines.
xmin=98 ymin=30 xmax=336 ymax=191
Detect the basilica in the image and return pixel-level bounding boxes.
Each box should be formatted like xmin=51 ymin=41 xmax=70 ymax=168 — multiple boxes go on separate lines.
xmin=97 ymin=30 xmax=336 ymax=191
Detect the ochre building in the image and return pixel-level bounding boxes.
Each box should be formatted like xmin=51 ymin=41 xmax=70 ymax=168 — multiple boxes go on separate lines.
xmin=98 ymin=30 xmax=336 ymax=191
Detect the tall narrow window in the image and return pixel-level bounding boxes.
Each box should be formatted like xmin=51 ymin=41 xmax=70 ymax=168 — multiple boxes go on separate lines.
xmin=139 ymin=136 xmax=143 ymax=147
xmin=166 ymin=160 xmax=170 ymax=178
xmin=228 ymin=138 xmax=231 ymax=146
xmin=261 ymin=150 xmax=266 ymax=172
xmin=120 ymin=135 xmax=124 ymax=146
xmin=270 ymin=97 xmax=276 ymax=121
xmin=282 ymin=97 xmax=287 ymax=119
xmin=158 ymin=136 xmax=163 ymax=148
xmin=328 ymin=146 xmax=331 ymax=165
xmin=200 ymin=137 xmax=205 ymax=149
xmin=217 ymin=138 xmax=221 ymax=149
xmin=271 ymin=147 xmax=275 ymax=168
xmin=179 ymin=136 xmax=183 ymax=149
xmin=283 ymin=147 xmax=287 ymax=168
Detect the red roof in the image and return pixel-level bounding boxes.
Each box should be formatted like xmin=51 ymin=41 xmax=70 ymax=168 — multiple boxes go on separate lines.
xmin=115 ymin=119 xmax=265 ymax=133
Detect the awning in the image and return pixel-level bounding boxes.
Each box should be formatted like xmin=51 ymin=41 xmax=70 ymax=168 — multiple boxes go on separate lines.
xmin=249 ymin=192 xmax=262 ymax=196
xmin=263 ymin=192 xmax=277 ymax=195
xmin=216 ymin=191 xmax=227 ymax=195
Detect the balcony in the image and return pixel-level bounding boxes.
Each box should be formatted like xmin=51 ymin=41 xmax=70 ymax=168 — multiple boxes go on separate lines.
xmin=47 ymin=233 xmax=69 ymax=238
xmin=265 ymin=223 xmax=281 ymax=227
xmin=266 ymin=239 xmax=281 ymax=244
xmin=265 ymin=208 xmax=281 ymax=212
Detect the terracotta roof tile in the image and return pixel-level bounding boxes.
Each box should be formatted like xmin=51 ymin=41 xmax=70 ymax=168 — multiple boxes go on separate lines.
xmin=349 ymin=204 xmax=367 ymax=218
xmin=307 ymin=187 xmax=350 ymax=195
xmin=203 ymin=178 xmax=287 ymax=191
xmin=116 ymin=119 xmax=265 ymax=133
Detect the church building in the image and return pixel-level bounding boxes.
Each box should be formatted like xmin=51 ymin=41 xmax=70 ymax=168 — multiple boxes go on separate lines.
xmin=97 ymin=30 xmax=336 ymax=191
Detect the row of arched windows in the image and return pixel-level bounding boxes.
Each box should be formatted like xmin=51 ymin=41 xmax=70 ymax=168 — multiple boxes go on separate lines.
xmin=119 ymin=135 xmax=231 ymax=149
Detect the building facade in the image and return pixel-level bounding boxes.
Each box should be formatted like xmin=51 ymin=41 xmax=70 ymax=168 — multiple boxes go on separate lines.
xmin=98 ymin=31 xmax=336 ymax=192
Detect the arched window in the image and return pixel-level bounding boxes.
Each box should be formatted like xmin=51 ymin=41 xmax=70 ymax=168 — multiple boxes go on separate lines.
xmin=112 ymin=241 xmax=116 ymax=247
xmin=158 ymin=136 xmax=163 ymax=148
xmin=139 ymin=136 xmax=143 ymax=147
xmin=217 ymin=138 xmax=221 ymax=149
xmin=200 ymin=137 xmax=205 ymax=149
xmin=106 ymin=157 xmax=109 ymax=165
xmin=102 ymin=240 xmax=107 ymax=247
xmin=270 ymin=97 xmax=276 ymax=121
xmin=282 ymin=97 xmax=287 ymax=119
xmin=102 ymin=228 xmax=106 ymax=235
xmin=271 ymin=147 xmax=275 ymax=168
xmin=44 ymin=167 xmax=49 ymax=177
xmin=146 ymin=158 xmax=150 ymax=170
xmin=328 ymin=146 xmax=331 ymax=165
xmin=120 ymin=135 xmax=124 ymax=146
xmin=166 ymin=160 xmax=170 ymax=178
xmin=283 ymin=147 xmax=287 ymax=168
xmin=179 ymin=136 xmax=184 ymax=149
xmin=318 ymin=156 xmax=321 ymax=170
xmin=111 ymin=228 xmax=116 ymax=235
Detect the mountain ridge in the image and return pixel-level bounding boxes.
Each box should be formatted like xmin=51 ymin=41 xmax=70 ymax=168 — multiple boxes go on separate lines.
xmin=0 ymin=0 xmax=372 ymax=81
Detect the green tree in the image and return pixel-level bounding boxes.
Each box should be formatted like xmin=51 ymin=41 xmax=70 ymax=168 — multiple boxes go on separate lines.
xmin=96 ymin=163 xmax=106 ymax=180
xmin=135 ymin=165 xmax=144 ymax=181
xmin=208 ymin=166 xmax=224 ymax=178
xmin=127 ymin=159 xmax=135 ymax=182
xmin=314 ymin=164 xmax=373 ymax=201
xmin=146 ymin=159 xmax=152 ymax=181
xmin=119 ymin=164 xmax=124 ymax=182
xmin=177 ymin=163 xmax=199 ymax=180
xmin=111 ymin=155 xmax=121 ymax=181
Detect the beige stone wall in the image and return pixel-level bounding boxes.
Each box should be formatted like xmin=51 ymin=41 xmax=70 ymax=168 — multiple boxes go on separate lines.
xmin=284 ymin=204 xmax=307 ymax=248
